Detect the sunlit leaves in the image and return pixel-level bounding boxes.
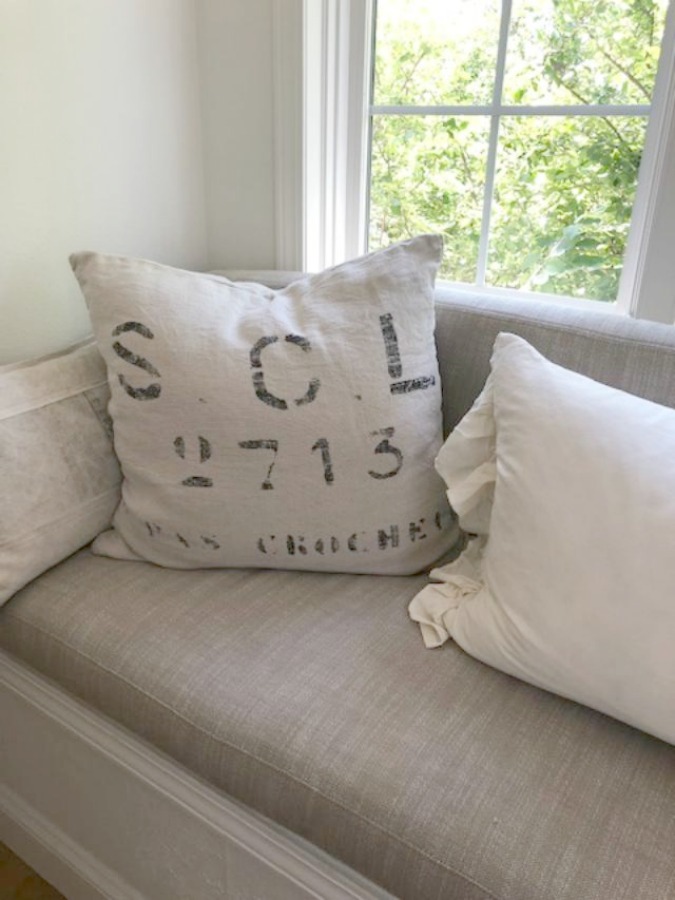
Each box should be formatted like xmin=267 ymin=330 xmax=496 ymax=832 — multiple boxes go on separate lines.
xmin=502 ymin=0 xmax=668 ymax=105
xmin=373 ymin=0 xmax=500 ymax=105
xmin=369 ymin=0 xmax=667 ymax=301
xmin=369 ymin=116 xmax=489 ymax=282
xmin=487 ymin=115 xmax=647 ymax=298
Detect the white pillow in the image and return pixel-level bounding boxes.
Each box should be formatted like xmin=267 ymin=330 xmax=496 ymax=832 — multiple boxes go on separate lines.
xmin=0 ymin=341 xmax=121 ymax=604
xmin=71 ymin=236 xmax=457 ymax=575
xmin=410 ymin=332 xmax=675 ymax=745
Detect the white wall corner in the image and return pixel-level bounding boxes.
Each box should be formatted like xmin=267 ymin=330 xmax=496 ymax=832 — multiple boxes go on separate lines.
xmin=272 ymin=0 xmax=304 ymax=271
xmin=0 ymin=0 xmax=209 ymax=364
xmin=196 ymin=0 xmax=277 ymax=270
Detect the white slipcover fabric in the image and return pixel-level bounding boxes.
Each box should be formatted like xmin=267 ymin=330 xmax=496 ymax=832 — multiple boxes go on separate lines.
xmin=0 ymin=341 xmax=121 ymax=604
xmin=71 ymin=236 xmax=456 ymax=575
xmin=410 ymin=332 xmax=675 ymax=745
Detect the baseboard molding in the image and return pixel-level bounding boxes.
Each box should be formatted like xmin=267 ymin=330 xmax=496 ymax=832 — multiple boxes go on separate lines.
xmin=0 ymin=650 xmax=394 ymax=900
xmin=1 ymin=786 xmax=139 ymax=900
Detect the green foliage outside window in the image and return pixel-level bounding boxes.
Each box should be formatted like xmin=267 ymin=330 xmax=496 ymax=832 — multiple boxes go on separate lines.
xmin=370 ymin=0 xmax=668 ymax=300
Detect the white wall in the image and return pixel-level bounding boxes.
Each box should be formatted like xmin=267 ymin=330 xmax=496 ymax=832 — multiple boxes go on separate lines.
xmin=196 ymin=0 xmax=277 ymax=270
xmin=0 ymin=0 xmax=208 ymax=364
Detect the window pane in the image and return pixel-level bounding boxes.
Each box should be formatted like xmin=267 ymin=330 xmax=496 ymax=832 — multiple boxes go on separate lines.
xmin=369 ymin=115 xmax=490 ymax=282
xmin=503 ymin=0 xmax=668 ymax=106
xmin=487 ymin=115 xmax=648 ymax=301
xmin=373 ymin=0 xmax=501 ymax=106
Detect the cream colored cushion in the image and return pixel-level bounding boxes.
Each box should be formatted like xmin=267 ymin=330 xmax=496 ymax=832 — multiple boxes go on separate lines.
xmin=0 ymin=340 xmax=121 ymax=604
xmin=71 ymin=236 xmax=456 ymax=574
xmin=410 ymin=332 xmax=675 ymax=745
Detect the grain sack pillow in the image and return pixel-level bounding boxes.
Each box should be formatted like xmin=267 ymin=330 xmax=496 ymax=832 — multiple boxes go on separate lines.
xmin=70 ymin=236 xmax=456 ymax=575
xmin=410 ymin=332 xmax=675 ymax=745
xmin=0 ymin=340 xmax=121 ymax=604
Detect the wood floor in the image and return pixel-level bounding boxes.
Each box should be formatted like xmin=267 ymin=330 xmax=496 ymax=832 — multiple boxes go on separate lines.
xmin=0 ymin=842 xmax=65 ymax=899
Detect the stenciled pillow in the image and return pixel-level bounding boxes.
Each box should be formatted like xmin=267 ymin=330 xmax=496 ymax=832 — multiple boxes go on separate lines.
xmin=410 ymin=332 xmax=675 ymax=745
xmin=70 ymin=236 xmax=457 ymax=575
xmin=0 ymin=340 xmax=121 ymax=605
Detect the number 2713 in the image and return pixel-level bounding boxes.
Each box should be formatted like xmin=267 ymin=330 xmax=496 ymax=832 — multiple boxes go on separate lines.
xmin=178 ymin=427 xmax=404 ymax=490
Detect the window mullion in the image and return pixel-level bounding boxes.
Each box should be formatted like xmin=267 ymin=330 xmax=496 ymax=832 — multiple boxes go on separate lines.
xmin=370 ymin=104 xmax=650 ymax=117
xmin=476 ymin=0 xmax=513 ymax=287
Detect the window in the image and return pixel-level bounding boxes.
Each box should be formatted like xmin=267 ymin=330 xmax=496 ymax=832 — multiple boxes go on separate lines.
xmin=294 ymin=0 xmax=675 ymax=322
xmin=370 ymin=0 xmax=668 ymax=306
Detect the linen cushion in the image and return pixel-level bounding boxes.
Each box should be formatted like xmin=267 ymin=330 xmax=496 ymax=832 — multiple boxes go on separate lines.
xmin=70 ymin=236 xmax=456 ymax=575
xmin=3 ymin=549 xmax=675 ymax=900
xmin=432 ymin=285 xmax=675 ymax=436
xmin=0 ymin=340 xmax=121 ymax=605
xmin=410 ymin=332 xmax=675 ymax=745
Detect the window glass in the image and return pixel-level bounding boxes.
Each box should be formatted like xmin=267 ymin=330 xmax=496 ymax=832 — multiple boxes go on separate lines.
xmin=373 ymin=0 xmax=501 ymax=106
xmin=368 ymin=0 xmax=669 ymax=303
xmin=502 ymin=0 xmax=668 ymax=106
xmin=369 ymin=115 xmax=490 ymax=281
xmin=488 ymin=116 xmax=648 ymax=300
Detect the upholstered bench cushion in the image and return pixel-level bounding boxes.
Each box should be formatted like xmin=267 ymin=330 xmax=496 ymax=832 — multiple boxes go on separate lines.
xmin=2 ymin=550 xmax=675 ymax=900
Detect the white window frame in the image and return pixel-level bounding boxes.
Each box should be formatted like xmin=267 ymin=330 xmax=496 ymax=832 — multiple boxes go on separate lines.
xmin=273 ymin=0 xmax=675 ymax=323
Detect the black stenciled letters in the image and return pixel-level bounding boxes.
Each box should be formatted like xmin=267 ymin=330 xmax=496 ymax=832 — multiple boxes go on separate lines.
xmin=378 ymin=525 xmax=400 ymax=550
xmin=112 ymin=322 xmax=161 ymax=400
xmin=379 ymin=313 xmax=403 ymax=378
xmin=348 ymin=532 xmax=368 ymax=552
xmin=368 ymin=427 xmax=403 ymax=479
xmin=379 ymin=313 xmax=435 ymax=395
xmin=174 ymin=435 xmax=213 ymax=487
xmin=409 ymin=518 xmax=427 ymax=542
xmin=311 ymin=437 xmax=335 ymax=484
xmin=250 ymin=336 xmax=284 ymax=409
xmin=257 ymin=536 xmax=281 ymax=555
xmin=238 ymin=439 xmax=279 ymax=490
xmin=250 ymin=334 xmax=320 ymax=410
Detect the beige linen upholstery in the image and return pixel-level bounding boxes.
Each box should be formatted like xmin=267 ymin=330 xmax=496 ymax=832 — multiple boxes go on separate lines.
xmin=2 ymin=548 xmax=675 ymax=900
xmin=433 ymin=286 xmax=675 ymax=434
xmin=3 ymin=290 xmax=675 ymax=899
xmin=70 ymin=239 xmax=454 ymax=575
xmin=0 ymin=340 xmax=121 ymax=604
xmin=412 ymin=333 xmax=675 ymax=744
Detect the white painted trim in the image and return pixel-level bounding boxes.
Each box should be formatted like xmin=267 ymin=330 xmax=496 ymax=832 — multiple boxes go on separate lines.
xmin=343 ymin=0 xmax=372 ymax=262
xmin=303 ymin=0 xmax=372 ymax=270
xmin=476 ymin=0 xmax=512 ymax=286
xmin=617 ymin=0 xmax=675 ymax=322
xmin=370 ymin=104 xmax=650 ymax=117
xmin=436 ymin=278 xmax=620 ymax=315
xmin=0 ymin=650 xmax=395 ymax=900
xmin=273 ymin=0 xmax=304 ymax=270
xmin=303 ymin=0 xmax=328 ymax=270
xmin=1 ymin=787 xmax=141 ymax=900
